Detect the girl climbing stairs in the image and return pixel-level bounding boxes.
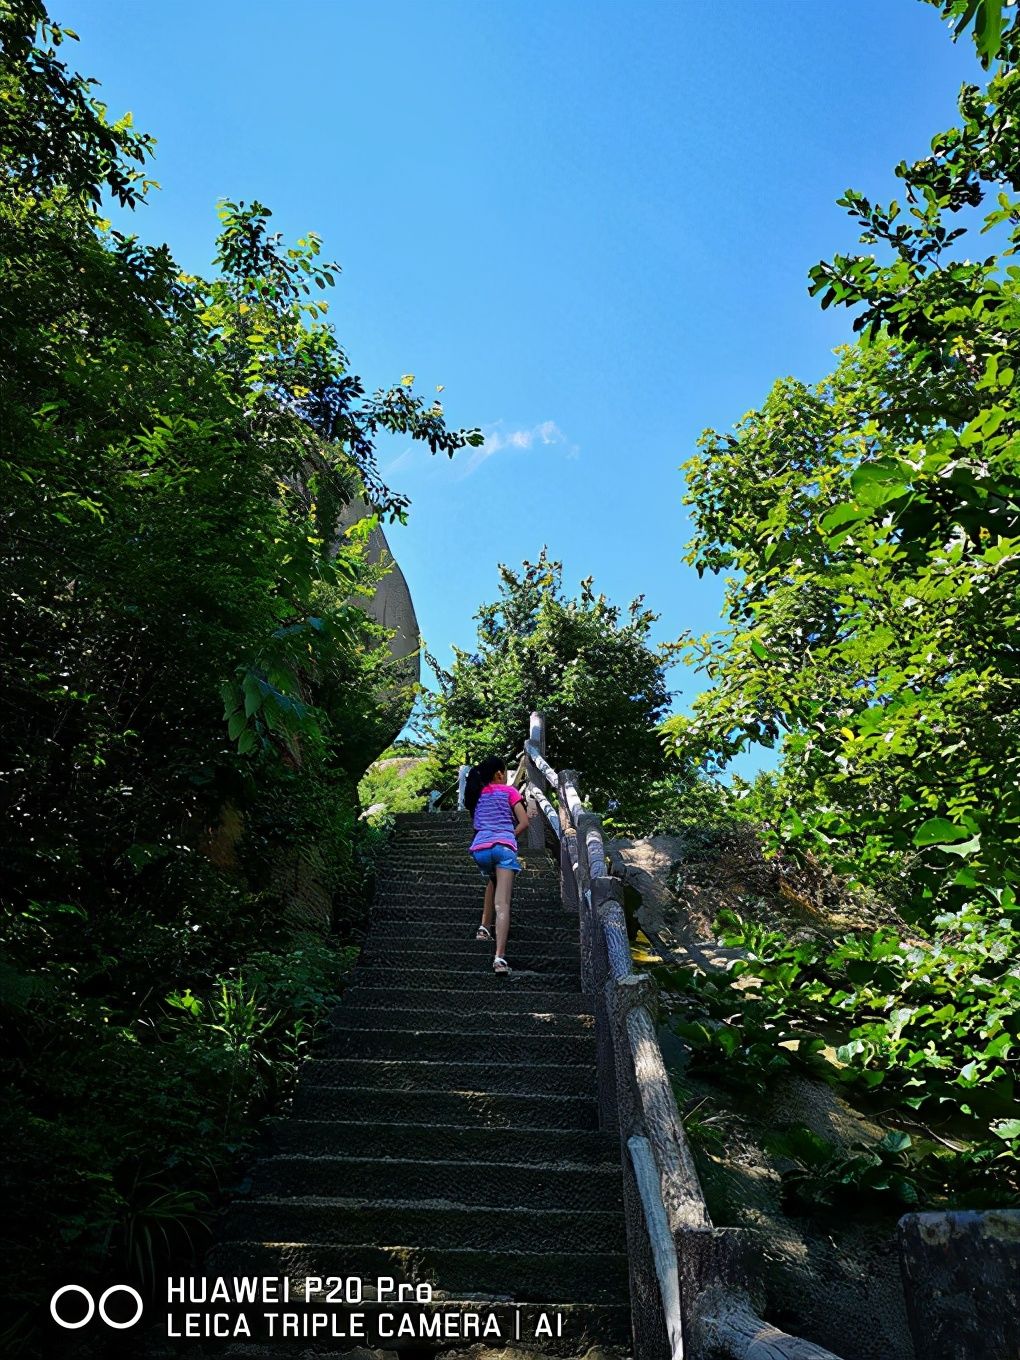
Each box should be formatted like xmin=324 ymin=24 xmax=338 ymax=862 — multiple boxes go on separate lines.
xmin=206 ymin=811 xmax=632 ymax=1357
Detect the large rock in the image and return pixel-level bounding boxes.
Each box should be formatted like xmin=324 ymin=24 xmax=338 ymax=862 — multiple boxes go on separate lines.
xmin=339 ymin=496 xmax=420 ymax=702
xmin=899 ymin=1210 xmax=1020 ymax=1359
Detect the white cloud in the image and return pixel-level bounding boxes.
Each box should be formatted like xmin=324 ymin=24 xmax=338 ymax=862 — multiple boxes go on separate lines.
xmin=383 ymin=444 xmax=418 ymax=475
xmin=461 ymin=419 xmax=578 ymax=476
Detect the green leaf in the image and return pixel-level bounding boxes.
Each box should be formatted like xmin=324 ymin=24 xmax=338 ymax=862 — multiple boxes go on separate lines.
xmin=877 ymin=1131 xmax=912 ymax=1154
xmin=913 ymin=817 xmax=971 ymax=848
xmin=849 ymin=457 xmax=911 ymax=503
xmin=820 ymin=503 xmax=866 ymax=536
xmin=242 ymin=675 xmax=262 ymax=718
xmin=975 ymin=0 xmax=1004 ymax=63
xmin=942 ymin=833 xmax=981 ymax=858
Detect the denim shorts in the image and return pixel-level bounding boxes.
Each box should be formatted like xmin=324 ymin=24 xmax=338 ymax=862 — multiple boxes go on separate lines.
xmin=471 ymin=843 xmax=522 ymax=881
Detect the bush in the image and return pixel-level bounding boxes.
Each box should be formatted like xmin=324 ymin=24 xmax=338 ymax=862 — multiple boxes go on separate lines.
xmin=430 ymin=551 xmax=675 ymax=813
xmin=657 ymin=900 xmax=1020 ymax=1208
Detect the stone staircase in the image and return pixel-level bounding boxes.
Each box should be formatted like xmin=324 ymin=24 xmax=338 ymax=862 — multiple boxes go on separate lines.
xmin=209 ymin=810 xmax=632 ymax=1356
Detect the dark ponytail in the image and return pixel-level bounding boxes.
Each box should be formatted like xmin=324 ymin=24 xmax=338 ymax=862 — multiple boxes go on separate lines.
xmin=465 ymin=756 xmax=506 ymax=814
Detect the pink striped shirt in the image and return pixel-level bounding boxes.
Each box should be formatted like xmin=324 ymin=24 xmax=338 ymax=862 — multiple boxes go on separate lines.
xmin=470 ymin=783 xmax=523 ymax=852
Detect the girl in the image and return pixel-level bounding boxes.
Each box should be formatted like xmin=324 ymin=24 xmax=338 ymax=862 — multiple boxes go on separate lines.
xmin=464 ymin=756 xmax=529 ymax=974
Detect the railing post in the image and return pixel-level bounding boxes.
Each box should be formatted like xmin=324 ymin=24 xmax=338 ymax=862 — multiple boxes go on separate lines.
xmin=608 ymin=974 xmax=672 ymax=1360
xmin=577 ymin=809 xmax=605 ymax=881
xmin=456 ymin=764 xmax=470 ymax=812
xmin=559 ymin=768 xmax=586 ymax=888
xmin=533 ymin=718 xmax=845 ymax=1360
xmin=630 ymin=1137 xmax=684 ymax=1360
xmin=559 ymin=825 xmax=580 ymax=912
xmin=626 ymin=1002 xmax=710 ymax=1236
xmin=525 ymin=711 xmax=546 ymax=850
xmin=594 ymin=878 xmax=632 ymax=980
xmin=588 ymin=876 xmax=620 ymax=1136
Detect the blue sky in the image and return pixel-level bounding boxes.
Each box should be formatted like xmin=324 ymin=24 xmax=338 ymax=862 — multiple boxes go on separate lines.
xmin=60 ymin=1 xmax=977 ymax=769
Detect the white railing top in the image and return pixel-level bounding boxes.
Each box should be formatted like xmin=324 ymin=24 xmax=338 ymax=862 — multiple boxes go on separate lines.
xmin=520 ymin=709 xmax=843 ymax=1360
xmin=524 ymin=739 xmax=559 ymax=788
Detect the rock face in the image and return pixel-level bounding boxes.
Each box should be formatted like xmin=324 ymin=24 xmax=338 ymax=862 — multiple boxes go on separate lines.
xmin=339 ymin=497 xmax=420 ymax=700
xmin=605 ymin=834 xmax=744 ymax=971
xmin=899 ymin=1210 xmax=1020 ymax=1360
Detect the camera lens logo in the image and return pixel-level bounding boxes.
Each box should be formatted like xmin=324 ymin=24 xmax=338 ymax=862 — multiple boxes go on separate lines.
xmin=50 ymin=1285 xmax=144 ymax=1330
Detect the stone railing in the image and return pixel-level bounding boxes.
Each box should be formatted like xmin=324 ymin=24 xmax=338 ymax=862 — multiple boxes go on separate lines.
xmin=515 ymin=712 xmax=842 ymax=1360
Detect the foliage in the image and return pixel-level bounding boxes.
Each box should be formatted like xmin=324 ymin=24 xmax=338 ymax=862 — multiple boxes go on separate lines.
xmin=1 ymin=931 xmax=354 ymax=1318
xmin=613 ymin=712 xmax=753 ymax=839
xmin=767 ymin=1125 xmax=927 ymax=1214
xmin=0 ymin=1 xmax=478 ymax=1343
xmin=924 ymin=0 xmax=1012 ymax=68
xmin=679 ymin=12 xmax=1020 ymax=919
xmin=658 ymin=900 xmax=1020 ymax=1206
xmin=670 ymin=5 xmax=1020 ymax=1215
xmin=359 ymin=746 xmax=440 ymax=819
xmin=429 ymin=551 xmax=675 ymax=813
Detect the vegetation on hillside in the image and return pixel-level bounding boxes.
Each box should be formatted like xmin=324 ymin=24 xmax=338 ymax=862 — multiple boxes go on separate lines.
xmin=667 ymin=0 xmax=1020 ymax=1208
xmin=358 ymin=743 xmax=440 ymax=820
xmin=0 ymin=1 xmax=479 ymax=1346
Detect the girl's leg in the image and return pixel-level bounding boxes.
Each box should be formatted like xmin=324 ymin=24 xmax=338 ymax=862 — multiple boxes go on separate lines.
xmin=478 ymin=878 xmax=495 ymax=936
xmin=493 ymin=867 xmax=515 ymax=961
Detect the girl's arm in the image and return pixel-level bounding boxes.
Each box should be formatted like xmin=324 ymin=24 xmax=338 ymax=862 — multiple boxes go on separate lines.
xmin=512 ymin=800 xmax=530 ymax=839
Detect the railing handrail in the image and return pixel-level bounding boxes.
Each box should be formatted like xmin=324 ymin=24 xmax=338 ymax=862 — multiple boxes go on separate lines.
xmin=520 ymin=710 xmax=842 ymax=1360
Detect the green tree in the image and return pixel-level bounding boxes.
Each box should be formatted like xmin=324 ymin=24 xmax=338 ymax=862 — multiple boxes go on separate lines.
xmin=671 ymin=0 xmax=1020 ymax=1201
xmin=430 ymin=552 xmax=674 ymax=812
xmin=680 ymin=8 xmax=1020 ymax=918
xmin=0 ymin=1 xmax=481 ymax=1338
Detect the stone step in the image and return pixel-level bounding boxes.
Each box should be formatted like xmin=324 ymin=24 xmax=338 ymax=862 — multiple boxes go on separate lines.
xmin=377 ymin=867 xmax=562 ymax=883
xmin=362 ymin=929 xmax=578 ymax=951
xmin=376 ymin=885 xmax=564 ymax=907
xmin=388 ymin=834 xmax=483 ymax=843
xmin=369 ymin=917 xmax=577 ymax=944
xmin=390 ymin=826 xmax=487 ymax=838
xmin=340 ymin=985 xmax=592 ymax=1016
xmin=381 ymin=847 xmax=554 ymax=862
xmin=372 ymin=908 xmax=568 ymax=930
xmin=221 ymin=1197 xmax=626 ymax=1254
xmin=263 ymin=1119 xmax=616 ymax=1165
xmin=380 ymin=855 xmax=556 ymax=869
xmin=371 ymin=902 xmax=571 ymax=927
xmin=358 ymin=943 xmax=580 ymax=973
xmin=290 ymin=1085 xmax=597 ymax=1131
xmin=380 ymin=858 xmax=558 ymax=877
xmin=347 ymin=965 xmax=581 ymax=991
xmin=394 ymin=814 xmax=470 ymax=824
xmin=395 ymin=809 xmax=471 ymax=820
xmin=209 ymin=1240 xmax=629 ymax=1305
xmin=379 ymin=858 xmax=558 ymax=874
xmin=301 ymin=1058 xmax=593 ymax=1097
xmin=318 ymin=1027 xmax=594 ymax=1066
xmin=248 ymin=1155 xmax=621 ymax=1212
xmin=383 ymin=844 xmax=555 ymax=862
xmin=217 ymin=1301 xmax=631 ymax=1356
xmin=361 ymin=935 xmax=573 ymax=960
xmin=196 ymin=818 xmax=630 ymax=1360
xmin=329 ymin=1005 xmax=594 ymax=1035
xmin=380 ymin=872 xmax=561 ymax=889
xmin=378 ymin=876 xmax=560 ymax=896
